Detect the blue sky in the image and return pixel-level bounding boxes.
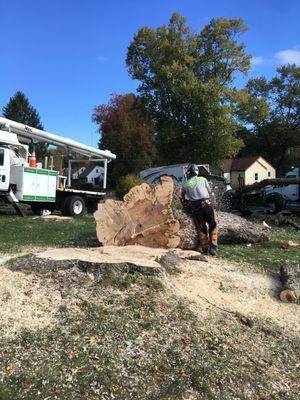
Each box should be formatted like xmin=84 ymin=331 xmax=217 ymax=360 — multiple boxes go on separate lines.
xmin=1 ymin=0 xmax=299 ymax=146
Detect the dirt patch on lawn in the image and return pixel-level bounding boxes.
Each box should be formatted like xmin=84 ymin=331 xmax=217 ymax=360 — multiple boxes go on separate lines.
xmin=168 ymin=257 xmax=300 ymax=337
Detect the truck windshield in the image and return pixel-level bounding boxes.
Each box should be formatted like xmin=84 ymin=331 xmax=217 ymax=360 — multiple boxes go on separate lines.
xmin=0 ymin=149 xmax=4 ymax=166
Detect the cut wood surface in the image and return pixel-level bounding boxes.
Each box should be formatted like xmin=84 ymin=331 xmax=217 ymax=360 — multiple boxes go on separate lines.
xmin=94 ymin=176 xmax=180 ymax=248
xmin=279 ymin=263 xmax=299 ymax=303
xmin=31 ymin=246 xmax=206 ymax=275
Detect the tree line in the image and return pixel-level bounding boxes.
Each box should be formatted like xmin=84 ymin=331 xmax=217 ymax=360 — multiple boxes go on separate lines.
xmin=2 ymin=13 xmax=299 ymax=186
xmin=93 ymin=13 xmax=300 ymax=184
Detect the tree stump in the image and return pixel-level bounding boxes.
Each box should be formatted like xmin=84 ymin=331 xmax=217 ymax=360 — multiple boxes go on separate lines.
xmin=279 ymin=263 xmax=299 ymax=303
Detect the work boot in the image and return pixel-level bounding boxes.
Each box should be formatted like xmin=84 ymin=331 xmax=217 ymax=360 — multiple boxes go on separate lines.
xmin=195 ymin=246 xmax=209 ymax=255
xmin=202 ymin=247 xmax=209 ymax=255
xmin=209 ymin=245 xmax=217 ymax=256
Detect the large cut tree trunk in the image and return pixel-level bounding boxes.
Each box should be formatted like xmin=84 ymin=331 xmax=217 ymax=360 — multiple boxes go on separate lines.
xmin=94 ymin=176 xmax=270 ymax=249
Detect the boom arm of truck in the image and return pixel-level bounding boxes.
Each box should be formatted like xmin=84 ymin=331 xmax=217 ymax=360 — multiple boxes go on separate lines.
xmin=0 ymin=117 xmax=116 ymax=160
xmin=0 ymin=117 xmax=116 ymax=190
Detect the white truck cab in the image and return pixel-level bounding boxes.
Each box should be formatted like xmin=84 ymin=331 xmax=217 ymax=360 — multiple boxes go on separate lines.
xmin=0 ymin=131 xmax=29 ymax=192
xmin=0 ymin=147 xmax=10 ymax=192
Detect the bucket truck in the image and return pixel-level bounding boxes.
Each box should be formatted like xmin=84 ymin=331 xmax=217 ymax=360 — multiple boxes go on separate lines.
xmin=0 ymin=117 xmax=116 ymax=217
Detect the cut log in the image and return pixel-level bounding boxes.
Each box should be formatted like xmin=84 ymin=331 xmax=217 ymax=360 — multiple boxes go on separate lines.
xmin=94 ymin=176 xmax=270 ymax=249
xmin=94 ymin=176 xmax=180 ymax=248
xmin=173 ymin=207 xmax=270 ymax=248
xmin=279 ymin=263 xmax=299 ymax=303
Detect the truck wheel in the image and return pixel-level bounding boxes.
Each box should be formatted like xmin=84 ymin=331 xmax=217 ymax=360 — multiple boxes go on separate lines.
xmin=62 ymin=196 xmax=85 ymax=217
xmin=266 ymin=198 xmax=283 ymax=214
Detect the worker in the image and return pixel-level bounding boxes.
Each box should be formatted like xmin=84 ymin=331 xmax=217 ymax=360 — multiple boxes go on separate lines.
xmin=182 ymin=164 xmax=218 ymax=256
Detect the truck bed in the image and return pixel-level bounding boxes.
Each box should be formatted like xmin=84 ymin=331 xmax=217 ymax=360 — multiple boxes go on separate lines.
xmin=57 ymin=187 xmax=106 ymax=197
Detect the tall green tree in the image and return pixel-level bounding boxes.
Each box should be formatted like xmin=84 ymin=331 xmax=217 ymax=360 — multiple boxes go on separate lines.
xmin=237 ymin=65 xmax=300 ymax=173
xmin=2 ymin=91 xmax=48 ymax=159
xmin=92 ymin=93 xmax=157 ymax=185
xmin=126 ymin=13 xmax=250 ymax=165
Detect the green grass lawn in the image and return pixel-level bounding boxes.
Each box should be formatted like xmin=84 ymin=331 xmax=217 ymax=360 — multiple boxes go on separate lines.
xmin=0 ymin=209 xmax=97 ymax=253
xmin=219 ymin=224 xmax=300 ymax=272
xmin=0 ymin=206 xmax=299 ymax=272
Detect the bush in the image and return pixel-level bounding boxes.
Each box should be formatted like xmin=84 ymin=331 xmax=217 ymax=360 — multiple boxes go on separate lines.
xmin=116 ymin=174 xmax=146 ymax=199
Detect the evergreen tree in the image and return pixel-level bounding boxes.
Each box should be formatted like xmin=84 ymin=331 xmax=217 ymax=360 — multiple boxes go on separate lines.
xmin=2 ymin=91 xmax=47 ymax=158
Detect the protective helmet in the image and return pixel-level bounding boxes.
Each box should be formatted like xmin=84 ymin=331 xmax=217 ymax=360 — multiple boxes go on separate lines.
xmin=186 ymin=164 xmax=199 ymax=178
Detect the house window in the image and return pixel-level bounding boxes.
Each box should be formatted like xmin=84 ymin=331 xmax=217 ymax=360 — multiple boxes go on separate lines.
xmin=255 ymin=173 xmax=258 ymax=181
xmin=268 ymin=171 xmax=271 ymax=177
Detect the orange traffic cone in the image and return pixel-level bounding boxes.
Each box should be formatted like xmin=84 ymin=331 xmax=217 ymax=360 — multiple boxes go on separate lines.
xmin=29 ymin=148 xmax=37 ymax=168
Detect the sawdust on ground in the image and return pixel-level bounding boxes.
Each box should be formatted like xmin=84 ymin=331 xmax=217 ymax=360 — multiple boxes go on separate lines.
xmin=168 ymin=256 xmax=300 ymax=336
xmin=0 ymin=249 xmax=299 ymax=338
xmin=0 ymin=255 xmax=81 ymax=336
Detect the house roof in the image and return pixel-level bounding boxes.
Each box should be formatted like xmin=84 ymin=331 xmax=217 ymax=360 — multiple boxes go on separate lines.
xmin=73 ymin=166 xmax=86 ymax=173
xmin=220 ymin=159 xmax=234 ymax=173
xmin=79 ymin=165 xmax=104 ymax=178
xmin=220 ymin=156 xmax=273 ymax=172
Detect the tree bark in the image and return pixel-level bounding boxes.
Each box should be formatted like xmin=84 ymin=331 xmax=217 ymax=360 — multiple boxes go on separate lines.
xmin=94 ymin=176 xmax=270 ymax=249
xmin=279 ymin=263 xmax=299 ymax=303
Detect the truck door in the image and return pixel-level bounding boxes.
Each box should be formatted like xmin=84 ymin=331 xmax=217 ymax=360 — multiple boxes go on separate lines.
xmin=284 ymin=170 xmax=298 ymax=201
xmin=0 ymin=148 xmax=10 ymax=192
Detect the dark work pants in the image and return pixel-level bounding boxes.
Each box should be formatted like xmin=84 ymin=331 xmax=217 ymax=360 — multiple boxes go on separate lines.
xmin=189 ymin=201 xmax=218 ymax=249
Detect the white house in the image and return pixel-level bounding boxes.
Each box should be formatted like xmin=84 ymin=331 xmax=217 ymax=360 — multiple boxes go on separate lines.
xmin=78 ymin=165 xmax=104 ymax=184
xmin=220 ymin=156 xmax=276 ymax=189
xmin=72 ymin=166 xmax=86 ymax=180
